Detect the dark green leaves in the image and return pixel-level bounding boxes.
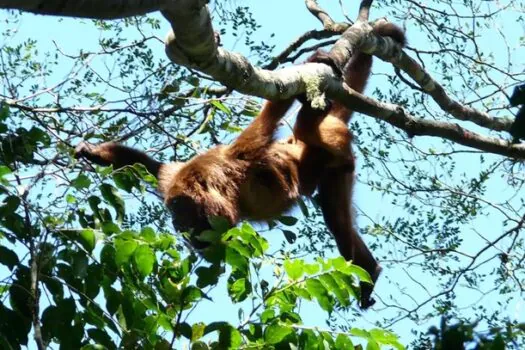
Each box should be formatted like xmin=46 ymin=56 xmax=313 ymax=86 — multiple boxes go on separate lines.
xmin=264 ymin=323 xmax=293 ymax=344
xmin=72 ymin=174 xmax=92 ymax=190
xmin=99 ymin=184 xmax=125 ymax=222
xmin=0 ymin=245 xmax=19 ymax=270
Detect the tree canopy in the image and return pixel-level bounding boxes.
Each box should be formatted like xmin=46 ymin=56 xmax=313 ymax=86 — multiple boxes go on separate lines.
xmin=0 ymin=0 xmax=524 ymax=349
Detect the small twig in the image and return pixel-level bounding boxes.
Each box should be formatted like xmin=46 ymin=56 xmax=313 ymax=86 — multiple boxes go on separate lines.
xmin=264 ymin=30 xmax=339 ymax=70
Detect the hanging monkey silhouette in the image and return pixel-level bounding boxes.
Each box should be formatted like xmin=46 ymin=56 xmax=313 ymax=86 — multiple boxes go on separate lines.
xmin=75 ymin=23 xmax=406 ymax=308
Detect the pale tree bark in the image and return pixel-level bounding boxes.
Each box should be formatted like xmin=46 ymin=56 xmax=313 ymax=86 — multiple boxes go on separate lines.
xmin=0 ymin=0 xmax=165 ymax=19
xmin=0 ymin=0 xmax=521 ymax=158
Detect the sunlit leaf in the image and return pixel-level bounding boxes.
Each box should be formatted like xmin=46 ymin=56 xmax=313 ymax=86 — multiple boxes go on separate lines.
xmin=133 ymin=244 xmax=155 ymax=277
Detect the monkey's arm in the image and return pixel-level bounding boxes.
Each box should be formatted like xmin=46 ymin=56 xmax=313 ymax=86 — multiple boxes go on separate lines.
xmin=318 ymin=167 xmax=381 ymax=309
xmin=75 ymin=142 xmax=163 ymax=177
xmin=229 ymin=99 xmax=294 ymax=159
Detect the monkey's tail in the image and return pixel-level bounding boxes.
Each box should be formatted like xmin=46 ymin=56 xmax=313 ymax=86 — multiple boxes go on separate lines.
xmin=332 ymin=22 xmax=406 ymax=122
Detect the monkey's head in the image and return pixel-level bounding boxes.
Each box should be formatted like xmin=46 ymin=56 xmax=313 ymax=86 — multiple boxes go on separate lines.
xmin=166 ymin=194 xmax=212 ymax=249
xmin=159 ymin=147 xmax=241 ymax=248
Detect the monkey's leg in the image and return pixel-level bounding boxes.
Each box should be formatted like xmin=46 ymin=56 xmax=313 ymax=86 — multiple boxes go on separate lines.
xmin=294 ymin=111 xmax=353 ymax=161
xmin=318 ymin=166 xmax=381 ymax=309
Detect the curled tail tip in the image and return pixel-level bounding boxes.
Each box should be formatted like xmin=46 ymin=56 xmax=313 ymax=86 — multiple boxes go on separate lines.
xmin=373 ymin=22 xmax=406 ymax=47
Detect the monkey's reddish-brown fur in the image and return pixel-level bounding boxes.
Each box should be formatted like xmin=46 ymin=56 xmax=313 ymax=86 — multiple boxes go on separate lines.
xmin=75 ymin=22 xmax=405 ymax=309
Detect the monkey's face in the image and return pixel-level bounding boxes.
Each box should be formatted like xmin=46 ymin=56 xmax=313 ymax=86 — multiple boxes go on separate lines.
xmin=167 ymin=194 xmax=211 ymax=235
xmin=160 ymin=148 xmax=237 ymax=248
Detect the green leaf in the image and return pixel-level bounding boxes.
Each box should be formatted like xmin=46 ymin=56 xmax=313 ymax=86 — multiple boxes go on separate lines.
xmin=191 ymin=341 xmax=209 ymax=350
xmin=0 ymin=102 xmax=9 ymax=120
xmin=81 ymin=344 xmax=106 ymax=350
xmin=278 ymin=216 xmax=298 ymax=226
xmin=264 ymin=323 xmax=292 ymax=344
xmin=86 ymin=328 xmax=116 ymax=350
xmin=228 ymin=240 xmax=253 ymax=258
xmin=218 ymin=326 xmax=242 ymax=349
xmin=62 ymin=229 xmax=97 ymax=253
xmin=100 ymin=183 xmax=125 ymax=222
xmin=0 ymin=165 xmax=11 ymax=180
xmin=319 ymin=274 xmax=349 ymax=306
xmin=297 ymin=197 xmax=309 ymax=217
xmin=192 ymin=322 xmax=206 ymax=342
xmin=102 ymin=222 xmax=120 ymax=235
xmin=366 ymin=339 xmax=380 ymax=350
xmin=260 ymin=308 xmax=275 ymax=324
xmin=347 ymin=265 xmax=373 ymax=284
xmin=225 ymin=247 xmax=248 ymax=273
xmin=114 ymin=239 xmax=138 ymax=266
xmin=228 ymin=277 xmax=251 ymax=302
xmin=104 ymin=288 xmax=120 ymax=316
xmin=208 ymin=216 xmax=230 ymax=233
xmin=182 ymin=286 xmax=204 ymax=306
xmin=350 ymin=328 xmax=370 ymax=339
xmin=195 ymin=264 xmax=222 ymax=288
xmin=282 ymin=230 xmax=297 ymax=244
xmin=335 ymin=334 xmax=354 ymax=350
xmin=65 ymin=194 xmax=76 ymax=204
xmin=305 ymin=279 xmax=333 ymax=312
xmin=133 ymin=244 xmax=155 ymax=277
xmin=100 ymin=244 xmax=118 ymax=272
xmin=72 ymin=251 xmax=89 ymax=279
xmin=210 ymin=100 xmax=232 ymax=115
xmin=132 ymin=163 xmax=158 ymax=187
xmin=112 ymin=169 xmax=140 ymax=193
xmin=369 ymin=329 xmax=405 ymax=350
xmin=1 ymin=195 xmax=20 ymax=214
xmin=72 ymin=174 xmax=91 ymax=189
xmin=332 ymin=257 xmax=373 ymax=283
xmin=140 ymin=227 xmax=156 ymax=242
xmin=304 ymin=263 xmax=320 ymax=275
xmin=0 ymin=246 xmax=19 ymax=270
xmin=284 ymin=259 xmax=304 ymax=280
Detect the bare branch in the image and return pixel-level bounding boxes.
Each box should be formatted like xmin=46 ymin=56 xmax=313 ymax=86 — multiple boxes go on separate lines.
xmin=304 ymin=0 xmax=349 ymax=32
xmin=0 ymin=0 xmax=166 ymax=19
xmin=357 ymin=0 xmax=373 ymax=22
xmin=264 ymin=30 xmax=340 ymax=70
xmin=365 ymin=19 xmax=513 ymax=132
xmin=326 ymin=80 xmax=525 ymax=159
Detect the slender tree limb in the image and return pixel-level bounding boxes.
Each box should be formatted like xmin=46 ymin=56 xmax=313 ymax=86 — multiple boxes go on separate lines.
xmin=326 ymin=80 xmax=525 ymax=159
xmin=264 ymin=30 xmax=339 ymax=70
xmin=283 ymin=39 xmax=338 ymax=65
xmin=0 ymin=0 xmax=165 ymax=19
xmin=357 ymin=0 xmax=373 ymax=22
xmin=363 ymin=19 xmax=513 ymax=132
xmin=30 ymin=248 xmax=45 ymax=350
xmin=305 ymin=0 xmax=335 ymax=27
xmin=304 ymin=0 xmax=349 ymax=32
xmin=14 ymin=168 xmax=47 ymax=350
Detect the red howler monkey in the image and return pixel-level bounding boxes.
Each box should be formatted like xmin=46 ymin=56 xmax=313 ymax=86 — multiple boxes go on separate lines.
xmin=75 ymin=22 xmax=405 ymax=309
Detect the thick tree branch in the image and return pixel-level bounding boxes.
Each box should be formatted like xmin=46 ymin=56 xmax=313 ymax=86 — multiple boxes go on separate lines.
xmin=0 ymin=0 xmax=165 ymax=19
xmin=161 ymin=0 xmax=523 ymax=158
xmin=2 ymin=0 xmax=520 ymax=159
